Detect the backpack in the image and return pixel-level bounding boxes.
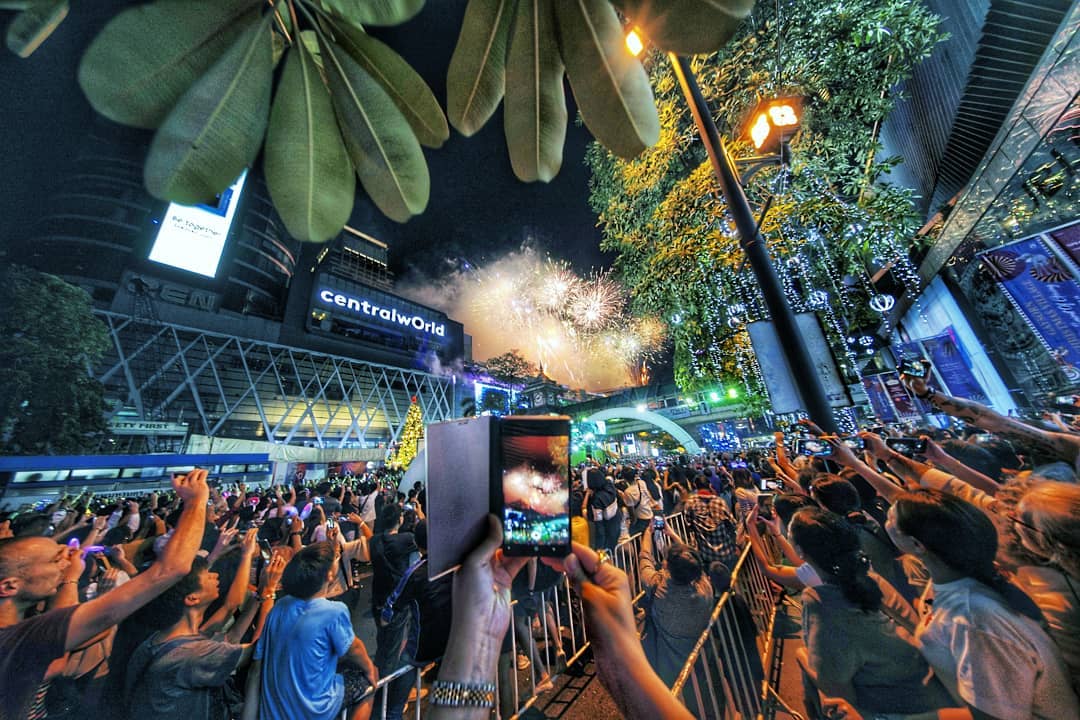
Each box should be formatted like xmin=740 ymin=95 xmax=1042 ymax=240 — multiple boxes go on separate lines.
xmin=627 ymin=480 xmax=654 ymax=520
xmin=588 ymin=485 xmax=619 ymax=521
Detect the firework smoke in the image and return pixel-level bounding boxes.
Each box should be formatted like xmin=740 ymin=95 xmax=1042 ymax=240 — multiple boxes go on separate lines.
xmin=398 ymin=247 xmax=664 ymax=390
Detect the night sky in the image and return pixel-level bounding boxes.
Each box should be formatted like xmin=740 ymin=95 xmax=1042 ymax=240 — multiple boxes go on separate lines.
xmin=0 ymin=0 xmax=612 ymax=277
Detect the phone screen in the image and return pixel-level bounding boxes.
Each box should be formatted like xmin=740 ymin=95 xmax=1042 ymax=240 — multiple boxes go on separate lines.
xmin=841 ymin=437 xmax=865 ymax=451
xmin=794 ymin=438 xmax=833 ymax=457
xmin=499 ymin=417 xmax=571 ymax=556
xmin=899 ymin=359 xmax=931 ymax=378
xmin=885 ymin=437 xmax=927 ymax=456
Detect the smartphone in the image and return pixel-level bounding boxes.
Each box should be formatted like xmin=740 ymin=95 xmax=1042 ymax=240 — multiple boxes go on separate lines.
xmin=885 ymin=437 xmax=928 ymax=456
xmin=841 ymin=436 xmax=865 ymax=451
xmin=756 ymin=492 xmax=775 ymax=519
xmin=793 ymin=438 xmax=833 ymax=457
xmin=257 ymin=538 xmax=272 ymax=562
xmin=653 ymin=516 xmax=665 ymax=530
xmin=326 ymin=517 xmax=336 ymax=529
xmin=898 ymin=359 xmax=931 ymax=378
xmin=497 ymin=417 xmax=571 ymax=557
xmin=403 ymin=503 xmax=415 ymax=512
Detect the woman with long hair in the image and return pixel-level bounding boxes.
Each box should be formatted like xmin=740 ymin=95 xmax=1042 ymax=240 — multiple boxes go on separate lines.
xmin=1012 ymin=481 xmax=1080 ymax=692
xmin=788 ymin=508 xmax=952 ymax=717
xmin=887 ymin=488 xmax=1079 ymax=719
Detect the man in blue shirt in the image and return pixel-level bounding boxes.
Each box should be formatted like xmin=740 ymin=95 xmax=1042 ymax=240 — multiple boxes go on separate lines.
xmin=245 ymin=542 xmax=378 ymax=720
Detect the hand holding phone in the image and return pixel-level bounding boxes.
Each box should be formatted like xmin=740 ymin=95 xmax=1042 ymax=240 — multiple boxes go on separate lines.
xmin=499 ymin=417 xmax=571 ymax=557
xmin=652 ymin=516 xmax=665 ymax=530
xmin=793 ymin=438 xmax=833 ymax=457
xmin=898 ymin=359 xmax=931 ymax=379
xmin=884 ymin=437 xmax=928 ymax=457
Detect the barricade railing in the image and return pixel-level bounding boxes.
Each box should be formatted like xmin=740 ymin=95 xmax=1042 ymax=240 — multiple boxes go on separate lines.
xmin=670 ymin=545 xmax=803 ymax=720
xmin=352 ymin=511 xmax=723 ymax=720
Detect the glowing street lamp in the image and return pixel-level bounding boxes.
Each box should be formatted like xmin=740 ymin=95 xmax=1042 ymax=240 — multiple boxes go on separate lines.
xmin=745 ymin=97 xmax=804 ymax=153
xmin=624 ymin=26 xmax=837 ymax=434
xmin=626 ymin=28 xmax=645 ymax=58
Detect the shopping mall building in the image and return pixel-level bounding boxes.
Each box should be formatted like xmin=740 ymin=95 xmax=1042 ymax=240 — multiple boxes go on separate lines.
xmin=19 ymin=120 xmax=467 ymax=454
xmin=856 ymin=0 xmax=1079 ymax=422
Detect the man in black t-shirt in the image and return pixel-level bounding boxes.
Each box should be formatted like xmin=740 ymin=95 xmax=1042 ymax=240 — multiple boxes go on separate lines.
xmin=368 ymin=505 xmax=418 ymax=720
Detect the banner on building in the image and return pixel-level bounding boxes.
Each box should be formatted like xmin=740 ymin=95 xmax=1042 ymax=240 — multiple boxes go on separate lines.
xmin=861 ymin=376 xmax=897 ymax=423
xmin=921 ymin=329 xmax=989 ymax=404
xmin=980 ymin=236 xmax=1080 ymax=378
xmin=1050 ymin=221 xmax=1080 ymax=268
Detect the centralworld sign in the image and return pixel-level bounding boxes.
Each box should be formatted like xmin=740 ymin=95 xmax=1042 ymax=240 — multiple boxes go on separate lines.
xmin=318 ymin=289 xmax=446 ymax=337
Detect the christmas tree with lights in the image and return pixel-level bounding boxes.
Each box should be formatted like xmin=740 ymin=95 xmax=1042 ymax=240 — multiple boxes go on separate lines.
xmin=391 ymin=397 xmax=423 ymax=469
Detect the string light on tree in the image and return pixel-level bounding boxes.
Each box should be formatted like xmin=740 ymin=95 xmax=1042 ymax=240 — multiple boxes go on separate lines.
xmin=390 ymin=396 xmax=424 ymax=470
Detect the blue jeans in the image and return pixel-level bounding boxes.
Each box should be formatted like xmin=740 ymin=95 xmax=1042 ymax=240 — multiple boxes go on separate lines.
xmin=373 ymin=608 xmax=413 ymax=720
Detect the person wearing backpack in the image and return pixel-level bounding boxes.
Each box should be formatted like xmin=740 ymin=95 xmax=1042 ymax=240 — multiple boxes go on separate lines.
xmin=583 ymin=468 xmax=621 ymax=553
xmin=618 ymin=471 xmax=657 ymax=537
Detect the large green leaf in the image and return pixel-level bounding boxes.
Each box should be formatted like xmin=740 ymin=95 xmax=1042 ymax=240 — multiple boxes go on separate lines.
xmin=5 ymin=0 xmax=67 ymax=58
xmin=614 ymin=0 xmax=753 ymax=55
xmin=554 ymin=0 xmax=658 ymax=158
xmin=446 ymin=0 xmax=517 ymax=136
xmin=503 ymin=0 xmax=565 ymax=182
xmin=329 ymin=20 xmax=449 ymax=148
xmin=320 ymin=0 xmax=425 ymax=26
xmin=144 ymin=14 xmax=274 ymax=204
xmin=79 ymin=0 xmax=261 ymax=129
xmin=264 ymin=43 xmax=355 ymax=243
xmin=320 ymin=37 xmax=429 ymax=223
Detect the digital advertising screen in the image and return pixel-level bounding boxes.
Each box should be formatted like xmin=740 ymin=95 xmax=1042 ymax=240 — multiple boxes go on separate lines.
xmin=149 ymin=170 xmax=248 ymax=278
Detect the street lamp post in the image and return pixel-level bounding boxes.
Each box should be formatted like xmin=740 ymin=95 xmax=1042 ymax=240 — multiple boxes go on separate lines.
xmin=627 ymin=31 xmax=838 ymax=433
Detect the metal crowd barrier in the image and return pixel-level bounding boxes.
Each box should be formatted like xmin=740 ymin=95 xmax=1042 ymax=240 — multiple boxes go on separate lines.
xmin=351 ymin=511 xmax=736 ymax=720
xmin=670 ymin=545 xmax=802 ymax=720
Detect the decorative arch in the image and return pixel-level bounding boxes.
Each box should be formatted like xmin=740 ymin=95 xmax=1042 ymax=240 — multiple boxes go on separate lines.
xmin=583 ymin=408 xmax=701 ymax=454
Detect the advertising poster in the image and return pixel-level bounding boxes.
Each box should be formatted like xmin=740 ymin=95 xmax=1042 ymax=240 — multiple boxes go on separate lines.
xmin=1050 ymin=222 xmax=1080 ymax=268
xmin=921 ymin=330 xmax=989 ymax=404
xmin=861 ymin=376 xmax=897 ymax=423
xmin=880 ymin=372 xmax=919 ymax=418
xmin=981 ymin=237 xmax=1080 ymax=377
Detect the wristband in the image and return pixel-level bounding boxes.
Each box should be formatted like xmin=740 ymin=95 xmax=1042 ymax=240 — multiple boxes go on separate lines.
xmin=430 ymin=681 xmax=496 ymax=708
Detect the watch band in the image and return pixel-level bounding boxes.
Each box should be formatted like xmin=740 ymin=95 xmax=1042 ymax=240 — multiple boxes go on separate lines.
xmin=430 ymin=681 xmax=496 ymax=708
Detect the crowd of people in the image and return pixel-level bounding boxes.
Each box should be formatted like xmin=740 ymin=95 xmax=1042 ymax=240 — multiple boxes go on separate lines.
xmin=2 ymin=371 xmax=1080 ymax=719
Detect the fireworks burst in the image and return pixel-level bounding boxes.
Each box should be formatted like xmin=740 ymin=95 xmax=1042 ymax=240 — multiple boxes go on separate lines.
xmin=458 ymin=249 xmax=665 ymax=389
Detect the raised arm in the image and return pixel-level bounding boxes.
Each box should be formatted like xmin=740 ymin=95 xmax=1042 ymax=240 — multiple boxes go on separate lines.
xmin=64 ymin=470 xmax=209 ymax=651
xmin=904 ymin=374 xmax=1080 ymax=466
xmin=826 ymin=435 xmax=907 ymax=505
xmin=920 ymin=436 xmax=1000 ymax=496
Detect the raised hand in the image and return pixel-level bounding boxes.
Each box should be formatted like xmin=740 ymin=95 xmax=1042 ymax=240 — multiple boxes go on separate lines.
xmin=98 ymin=567 xmax=121 ymax=595
xmin=260 ymin=553 xmax=286 ymax=594
xmin=449 ymin=515 xmax=528 ymax=643
xmin=857 ymin=431 xmax=890 ymax=460
xmin=241 ymin=528 xmax=259 ymax=557
xmin=173 ymin=468 xmax=210 ymax=505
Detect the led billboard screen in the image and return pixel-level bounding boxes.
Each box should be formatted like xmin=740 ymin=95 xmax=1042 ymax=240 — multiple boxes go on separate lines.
xmin=148 ymin=171 xmax=248 ymax=278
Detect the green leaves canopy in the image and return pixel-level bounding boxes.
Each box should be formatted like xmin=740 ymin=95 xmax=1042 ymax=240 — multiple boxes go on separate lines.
xmin=145 ymin=13 xmax=274 ymax=205
xmin=588 ymin=0 xmax=945 ymax=395
xmin=77 ymin=0 xmax=443 ymax=241
xmin=448 ymin=0 xmax=753 ymax=181
xmin=265 ymin=40 xmax=356 ymax=242
xmin=321 ymin=36 xmax=430 ymax=223
xmin=79 ymin=0 xmax=262 ymax=129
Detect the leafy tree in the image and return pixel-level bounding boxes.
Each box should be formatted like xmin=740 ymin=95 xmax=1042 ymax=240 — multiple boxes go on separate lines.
xmin=0 ymin=266 xmax=110 ymax=454
xmin=483 ymin=348 xmax=537 ymax=385
xmin=480 ymin=387 xmax=510 ymax=414
xmin=587 ymin=0 xmax=944 ymax=401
